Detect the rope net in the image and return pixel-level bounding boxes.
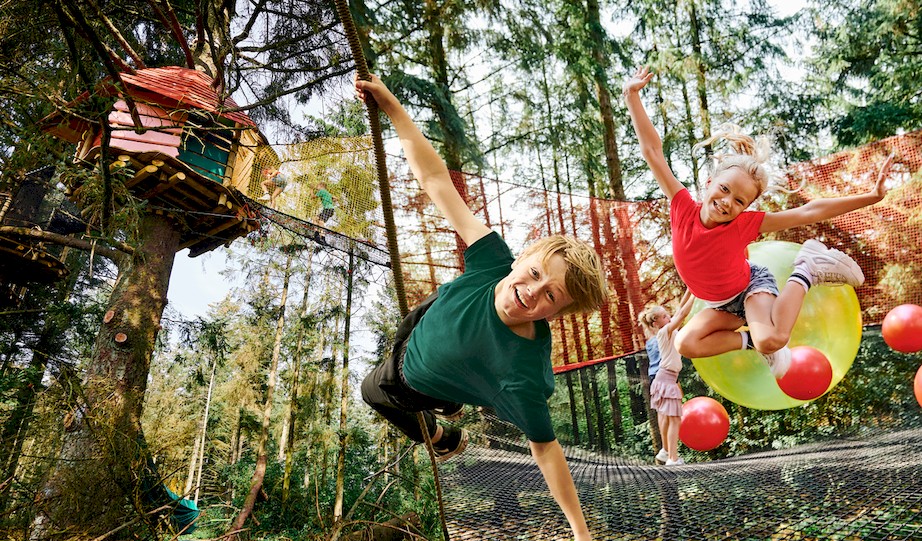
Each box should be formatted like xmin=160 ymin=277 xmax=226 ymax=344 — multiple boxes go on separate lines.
xmin=439 ymin=412 xmax=922 ymax=540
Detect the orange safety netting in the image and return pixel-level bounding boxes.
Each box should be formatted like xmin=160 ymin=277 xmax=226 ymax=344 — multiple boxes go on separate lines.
xmin=257 ymin=130 xmax=922 ymax=369
xmin=384 ymin=132 xmax=922 ymax=370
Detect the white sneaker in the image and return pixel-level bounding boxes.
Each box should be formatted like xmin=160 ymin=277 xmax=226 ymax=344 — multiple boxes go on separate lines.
xmin=665 ymin=457 xmax=685 ymax=466
xmin=759 ymin=345 xmax=792 ymax=379
xmin=795 ymin=239 xmax=864 ymax=287
xmin=260 ymin=194 xmax=271 ymax=201
xmin=655 ymin=448 xmax=668 ymax=463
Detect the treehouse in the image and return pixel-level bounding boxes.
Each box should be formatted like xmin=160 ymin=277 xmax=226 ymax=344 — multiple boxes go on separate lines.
xmin=0 ymin=167 xmax=69 ymax=297
xmin=42 ymin=66 xmax=266 ymax=256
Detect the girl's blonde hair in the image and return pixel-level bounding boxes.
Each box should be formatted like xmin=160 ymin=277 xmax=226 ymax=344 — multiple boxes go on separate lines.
xmin=638 ymin=304 xmax=666 ymax=339
xmin=695 ymin=123 xmax=800 ymax=200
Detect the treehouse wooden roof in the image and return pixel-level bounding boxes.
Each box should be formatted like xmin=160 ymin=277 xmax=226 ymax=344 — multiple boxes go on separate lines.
xmin=44 ymin=66 xmax=256 ymax=143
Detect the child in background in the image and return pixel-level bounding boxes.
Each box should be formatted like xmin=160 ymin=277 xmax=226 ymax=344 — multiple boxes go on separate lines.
xmin=639 ymin=307 xmax=663 ymax=461
xmin=356 ymin=74 xmax=608 ymax=541
xmin=639 ymin=289 xmax=695 ymax=466
xmin=623 ymin=66 xmax=894 ymax=379
xmin=260 ymin=167 xmax=288 ymax=205
xmin=315 ymin=182 xmax=336 ymax=224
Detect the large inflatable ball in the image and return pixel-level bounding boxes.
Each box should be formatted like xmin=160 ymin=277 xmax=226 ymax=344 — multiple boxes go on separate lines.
xmin=689 ymin=241 xmax=862 ymax=410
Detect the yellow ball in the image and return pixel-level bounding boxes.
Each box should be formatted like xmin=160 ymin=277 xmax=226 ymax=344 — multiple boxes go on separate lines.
xmin=689 ymin=241 xmax=862 ymax=410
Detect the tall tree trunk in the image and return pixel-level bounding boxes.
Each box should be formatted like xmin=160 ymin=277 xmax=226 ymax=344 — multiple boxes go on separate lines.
xmin=333 ymin=250 xmax=355 ymax=521
xmin=585 ymin=0 xmax=625 ymax=200
xmin=184 ymin=433 xmax=200 ymax=496
xmin=227 ymin=253 xmax=292 ymax=536
xmin=688 ymin=0 xmax=712 ymax=154
xmin=194 ymin=351 xmax=219 ymax=504
xmin=423 ymin=0 xmax=471 ymax=266
xmin=30 ymin=212 xmax=180 ymax=540
xmin=283 ymin=258 xmax=312 ymax=506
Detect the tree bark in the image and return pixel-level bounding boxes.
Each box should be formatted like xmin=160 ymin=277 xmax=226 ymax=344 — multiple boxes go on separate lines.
xmin=30 ymin=212 xmax=180 ymax=540
xmin=282 ymin=260 xmax=312 ymax=506
xmin=333 ymin=250 xmax=355 ymax=521
xmin=194 ymin=352 xmax=219 ymax=504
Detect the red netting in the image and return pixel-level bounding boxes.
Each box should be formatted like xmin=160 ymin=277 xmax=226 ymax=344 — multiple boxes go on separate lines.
xmin=385 ymin=131 xmax=922 ymax=369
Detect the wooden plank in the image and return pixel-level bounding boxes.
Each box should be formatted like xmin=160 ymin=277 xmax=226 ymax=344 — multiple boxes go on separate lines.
xmin=180 ymin=174 xmax=222 ymax=202
xmin=112 ymin=99 xmax=186 ymax=126
xmin=138 ymin=171 xmax=186 ymax=199
xmin=125 ymin=164 xmax=160 ymax=189
xmin=93 ymin=139 xmax=180 ymax=158
xmin=156 ymin=182 xmax=211 ymax=209
xmin=111 ymin=127 xmax=181 ymax=146
xmin=108 ymin=110 xmax=183 ymax=133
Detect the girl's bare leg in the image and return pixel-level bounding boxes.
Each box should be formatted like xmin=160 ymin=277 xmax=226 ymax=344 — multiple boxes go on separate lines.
xmin=744 ymin=286 xmax=806 ymax=354
xmin=675 ymin=308 xmax=746 ymax=358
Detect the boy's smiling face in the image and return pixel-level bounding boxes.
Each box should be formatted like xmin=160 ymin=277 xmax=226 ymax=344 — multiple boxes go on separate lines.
xmin=495 ymin=252 xmax=574 ymax=327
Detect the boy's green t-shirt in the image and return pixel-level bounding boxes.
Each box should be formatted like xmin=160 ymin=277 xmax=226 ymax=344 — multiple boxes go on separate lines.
xmin=402 ymin=232 xmax=556 ymax=443
xmin=316 ymin=188 xmax=334 ymax=209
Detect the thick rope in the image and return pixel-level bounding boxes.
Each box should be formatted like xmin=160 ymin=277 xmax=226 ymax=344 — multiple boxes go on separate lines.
xmin=331 ymin=1 xmax=451 ymax=539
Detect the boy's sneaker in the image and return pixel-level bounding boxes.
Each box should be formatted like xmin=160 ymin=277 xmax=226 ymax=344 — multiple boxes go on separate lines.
xmin=665 ymin=457 xmax=685 ymax=466
xmin=759 ymin=345 xmax=792 ymax=379
xmin=432 ymin=426 xmax=468 ymax=463
xmin=260 ymin=194 xmax=271 ymax=201
xmin=655 ymin=448 xmax=668 ymax=463
xmin=795 ymin=239 xmax=864 ymax=287
xmin=434 ymin=404 xmax=465 ymax=422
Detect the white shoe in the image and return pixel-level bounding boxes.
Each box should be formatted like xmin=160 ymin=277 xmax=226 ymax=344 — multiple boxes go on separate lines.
xmin=655 ymin=448 xmax=668 ymax=463
xmin=665 ymin=457 xmax=685 ymax=466
xmin=260 ymin=194 xmax=271 ymax=201
xmin=795 ymin=239 xmax=864 ymax=287
xmin=759 ymin=345 xmax=792 ymax=379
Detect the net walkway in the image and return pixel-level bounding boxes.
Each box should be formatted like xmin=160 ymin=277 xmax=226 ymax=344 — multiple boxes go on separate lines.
xmin=440 ymin=413 xmax=922 ymax=541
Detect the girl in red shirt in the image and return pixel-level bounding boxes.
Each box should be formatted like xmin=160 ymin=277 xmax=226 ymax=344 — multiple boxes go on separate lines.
xmin=623 ymin=66 xmax=894 ymax=379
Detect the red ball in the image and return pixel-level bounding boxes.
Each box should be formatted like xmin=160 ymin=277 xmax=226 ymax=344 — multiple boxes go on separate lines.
xmin=679 ymin=396 xmax=730 ymax=451
xmin=914 ymin=365 xmax=922 ymax=409
xmin=882 ymin=304 xmax=922 ymax=354
xmin=777 ymin=346 xmax=834 ymax=401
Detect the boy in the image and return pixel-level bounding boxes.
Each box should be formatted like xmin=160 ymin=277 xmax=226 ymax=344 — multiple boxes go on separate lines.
xmin=315 ymin=181 xmax=336 ymax=223
xmin=356 ymin=74 xmax=607 ymax=541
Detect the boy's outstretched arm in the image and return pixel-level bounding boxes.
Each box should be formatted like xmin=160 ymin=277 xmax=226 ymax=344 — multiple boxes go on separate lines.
xmin=355 ymin=75 xmax=491 ymax=246
xmin=623 ymin=67 xmax=684 ymax=201
xmin=760 ymin=153 xmax=895 ymax=233
xmin=530 ymin=439 xmax=592 ymax=541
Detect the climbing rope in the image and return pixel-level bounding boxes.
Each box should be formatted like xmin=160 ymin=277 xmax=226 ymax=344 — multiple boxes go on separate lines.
xmin=330 ymin=1 xmax=451 ymax=539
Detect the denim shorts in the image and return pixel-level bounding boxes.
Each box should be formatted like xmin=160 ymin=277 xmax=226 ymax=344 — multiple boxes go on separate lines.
xmin=709 ymin=262 xmax=779 ymax=320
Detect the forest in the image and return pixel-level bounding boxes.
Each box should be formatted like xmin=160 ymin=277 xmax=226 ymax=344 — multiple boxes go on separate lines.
xmin=1 ymin=0 xmax=921 ymax=539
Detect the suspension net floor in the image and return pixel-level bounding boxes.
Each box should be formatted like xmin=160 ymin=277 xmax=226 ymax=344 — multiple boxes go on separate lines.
xmin=439 ymin=419 xmax=922 ymax=540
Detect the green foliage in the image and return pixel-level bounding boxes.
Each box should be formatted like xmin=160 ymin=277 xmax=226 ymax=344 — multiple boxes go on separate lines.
xmin=808 ymin=0 xmax=922 ymax=148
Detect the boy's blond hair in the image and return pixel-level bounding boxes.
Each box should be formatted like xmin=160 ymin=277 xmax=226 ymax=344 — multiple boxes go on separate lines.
xmin=517 ymin=235 xmax=609 ymax=316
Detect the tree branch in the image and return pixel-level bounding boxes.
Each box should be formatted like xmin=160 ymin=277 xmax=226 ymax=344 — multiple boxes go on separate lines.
xmin=0 ymin=226 xmax=132 ymax=262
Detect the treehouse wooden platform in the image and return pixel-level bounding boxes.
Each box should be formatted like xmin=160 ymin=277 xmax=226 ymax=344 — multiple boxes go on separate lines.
xmin=41 ymin=66 xmax=268 ymax=257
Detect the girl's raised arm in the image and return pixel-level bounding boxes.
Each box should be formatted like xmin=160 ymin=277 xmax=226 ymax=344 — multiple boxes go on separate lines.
xmin=664 ymin=288 xmax=695 ymax=335
xmin=623 ymin=67 xmax=685 ymax=201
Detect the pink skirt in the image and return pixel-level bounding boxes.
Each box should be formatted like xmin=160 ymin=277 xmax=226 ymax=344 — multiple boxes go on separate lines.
xmin=650 ymin=369 xmax=683 ymax=417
